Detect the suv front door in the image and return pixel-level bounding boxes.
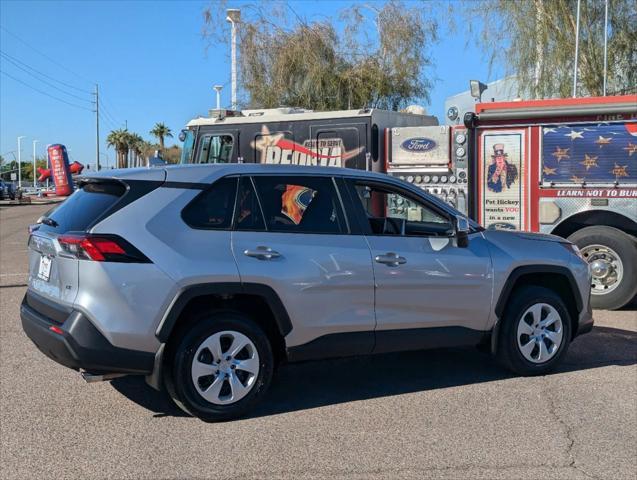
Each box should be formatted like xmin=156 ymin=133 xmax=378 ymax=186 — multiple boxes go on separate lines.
xmin=231 ymin=175 xmax=376 ymax=355
xmin=345 ymin=179 xmax=493 ymax=352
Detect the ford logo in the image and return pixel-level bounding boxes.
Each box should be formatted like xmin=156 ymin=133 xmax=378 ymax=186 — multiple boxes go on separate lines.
xmin=400 ymin=137 xmax=437 ymax=152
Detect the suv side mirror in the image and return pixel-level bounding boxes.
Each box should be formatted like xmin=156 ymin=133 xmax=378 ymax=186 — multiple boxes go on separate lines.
xmin=455 ymin=215 xmax=470 ymax=248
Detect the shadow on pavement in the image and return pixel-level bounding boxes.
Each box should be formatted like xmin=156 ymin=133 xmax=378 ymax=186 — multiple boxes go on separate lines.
xmin=110 ymin=376 xmax=188 ymax=418
xmin=110 ymin=324 xmax=637 ymax=420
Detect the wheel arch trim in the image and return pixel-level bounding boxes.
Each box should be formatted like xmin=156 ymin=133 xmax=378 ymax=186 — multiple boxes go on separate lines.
xmin=490 ymin=265 xmax=584 ymax=355
xmin=155 ymin=282 xmax=293 ymax=343
xmin=550 ymin=210 xmax=637 ymax=239
xmin=494 ymin=265 xmax=584 ymax=318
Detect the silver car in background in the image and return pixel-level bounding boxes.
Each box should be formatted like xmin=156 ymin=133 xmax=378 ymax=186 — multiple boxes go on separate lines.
xmin=21 ymin=164 xmax=593 ymax=421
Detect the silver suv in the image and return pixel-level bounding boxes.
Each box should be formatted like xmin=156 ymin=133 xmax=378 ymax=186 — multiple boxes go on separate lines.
xmin=21 ymin=164 xmax=593 ymax=421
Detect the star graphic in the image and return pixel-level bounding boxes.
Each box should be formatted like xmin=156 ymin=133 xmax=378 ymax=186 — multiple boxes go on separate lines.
xmin=552 ymin=147 xmax=570 ymax=162
xmin=570 ymin=175 xmax=585 ymax=183
xmin=623 ymin=143 xmax=637 ymax=156
xmin=251 ymin=125 xmax=284 ymax=154
xmin=580 ymin=154 xmax=599 ymax=171
xmin=543 ymin=166 xmax=557 ymax=175
xmin=594 ymin=136 xmax=612 ymax=147
xmin=565 ymin=130 xmax=584 ymax=140
xmin=611 ymin=163 xmax=629 ymax=178
xmin=543 ymin=127 xmax=557 ymax=134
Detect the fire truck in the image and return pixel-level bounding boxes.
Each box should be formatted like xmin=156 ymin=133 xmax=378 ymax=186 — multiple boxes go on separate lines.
xmin=460 ymin=95 xmax=637 ymax=310
xmin=179 ymin=95 xmax=637 ymax=309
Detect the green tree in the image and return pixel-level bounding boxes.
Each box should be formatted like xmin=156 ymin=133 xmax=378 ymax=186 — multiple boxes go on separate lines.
xmin=464 ymin=0 xmax=637 ymax=98
xmin=202 ymin=0 xmax=438 ymax=110
xmin=107 ymin=129 xmax=131 ymax=169
xmin=150 ymin=123 xmax=173 ymax=152
xmin=163 ymin=145 xmax=183 ymax=164
xmin=22 ymin=157 xmax=48 ymax=183
xmin=127 ymin=132 xmax=145 ymax=167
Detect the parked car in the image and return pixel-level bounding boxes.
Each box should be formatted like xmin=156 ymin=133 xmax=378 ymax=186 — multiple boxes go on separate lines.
xmin=21 ymin=164 xmax=593 ymax=421
xmin=0 ymin=180 xmax=17 ymax=200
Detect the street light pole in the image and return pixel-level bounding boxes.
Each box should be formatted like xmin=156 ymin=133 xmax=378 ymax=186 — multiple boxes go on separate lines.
xmin=213 ymin=85 xmax=223 ymax=110
xmin=226 ymin=9 xmax=241 ymax=111
xmin=32 ymin=140 xmax=39 ymax=188
xmin=17 ymin=136 xmax=25 ymax=189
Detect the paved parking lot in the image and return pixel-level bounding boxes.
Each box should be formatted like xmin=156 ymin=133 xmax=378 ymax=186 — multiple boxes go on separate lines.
xmin=1 ymin=204 xmax=636 ymax=479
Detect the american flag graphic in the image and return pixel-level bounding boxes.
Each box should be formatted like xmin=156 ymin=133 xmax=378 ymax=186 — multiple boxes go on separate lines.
xmin=542 ymin=122 xmax=637 ymax=184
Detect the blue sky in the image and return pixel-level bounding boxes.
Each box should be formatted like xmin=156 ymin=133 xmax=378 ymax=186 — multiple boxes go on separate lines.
xmin=1 ymin=0 xmax=500 ymax=169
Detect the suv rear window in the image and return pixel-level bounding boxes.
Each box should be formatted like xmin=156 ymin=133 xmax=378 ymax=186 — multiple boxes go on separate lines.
xmin=181 ymin=177 xmax=238 ymax=229
xmin=38 ymin=182 xmax=126 ymax=234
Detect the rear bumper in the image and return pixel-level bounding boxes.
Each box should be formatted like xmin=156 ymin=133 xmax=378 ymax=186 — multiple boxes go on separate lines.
xmin=21 ymin=291 xmax=154 ymax=375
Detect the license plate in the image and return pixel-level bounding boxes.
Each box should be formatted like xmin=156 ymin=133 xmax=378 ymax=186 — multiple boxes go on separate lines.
xmin=37 ymin=255 xmax=52 ymax=282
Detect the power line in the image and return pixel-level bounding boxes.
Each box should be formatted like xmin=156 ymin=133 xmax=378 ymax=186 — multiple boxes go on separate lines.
xmin=1 ymin=52 xmax=92 ymax=103
xmin=99 ymin=98 xmax=121 ymax=127
xmin=1 ymin=70 xmax=92 ymax=111
xmin=99 ymin=112 xmax=119 ymax=131
xmin=0 ymin=25 xmax=94 ymax=86
xmin=0 ymin=50 xmax=92 ymax=94
xmin=99 ymin=93 xmax=123 ymax=125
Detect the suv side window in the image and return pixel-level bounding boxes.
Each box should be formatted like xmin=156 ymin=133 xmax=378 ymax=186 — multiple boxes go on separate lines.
xmin=196 ymin=134 xmax=234 ymax=164
xmin=251 ymin=176 xmax=346 ymax=234
xmin=182 ymin=177 xmax=238 ymax=229
xmin=235 ymin=176 xmax=266 ymax=231
xmin=352 ymin=182 xmax=453 ymax=237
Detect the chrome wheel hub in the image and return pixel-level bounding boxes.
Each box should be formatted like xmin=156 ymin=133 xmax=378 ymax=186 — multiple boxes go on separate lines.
xmin=191 ymin=330 xmax=259 ymax=405
xmin=517 ymin=303 xmax=563 ymax=364
xmin=580 ymin=244 xmax=623 ymax=295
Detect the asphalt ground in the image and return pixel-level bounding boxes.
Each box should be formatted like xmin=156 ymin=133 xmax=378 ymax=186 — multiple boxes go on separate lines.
xmin=1 ymin=204 xmax=636 ymax=480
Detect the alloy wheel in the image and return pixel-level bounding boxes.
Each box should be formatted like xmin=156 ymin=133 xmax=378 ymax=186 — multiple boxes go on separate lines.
xmin=190 ymin=330 xmax=260 ymax=405
xmin=516 ymin=303 xmax=563 ymax=364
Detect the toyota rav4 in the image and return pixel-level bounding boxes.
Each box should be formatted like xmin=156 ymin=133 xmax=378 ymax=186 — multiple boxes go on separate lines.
xmin=21 ymin=164 xmax=593 ymax=421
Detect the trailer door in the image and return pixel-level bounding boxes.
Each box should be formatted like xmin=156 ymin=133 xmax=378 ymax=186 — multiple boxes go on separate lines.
xmin=310 ymin=124 xmax=366 ymax=170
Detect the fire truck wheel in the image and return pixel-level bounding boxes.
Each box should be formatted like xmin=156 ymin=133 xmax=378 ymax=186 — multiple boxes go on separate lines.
xmin=568 ymin=226 xmax=637 ymax=310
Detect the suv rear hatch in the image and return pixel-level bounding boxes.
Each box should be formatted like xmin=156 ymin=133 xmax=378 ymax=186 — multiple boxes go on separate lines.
xmin=27 ymin=171 xmax=165 ymax=310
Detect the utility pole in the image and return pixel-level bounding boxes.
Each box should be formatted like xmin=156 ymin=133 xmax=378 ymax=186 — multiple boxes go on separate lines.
xmin=17 ymin=136 xmax=25 ymax=189
xmin=32 ymin=140 xmax=39 ymax=188
xmin=226 ymin=9 xmax=241 ymax=111
xmin=94 ymin=84 xmax=100 ymax=171
xmin=603 ymin=0 xmax=609 ymax=96
xmin=572 ymin=0 xmax=581 ymax=97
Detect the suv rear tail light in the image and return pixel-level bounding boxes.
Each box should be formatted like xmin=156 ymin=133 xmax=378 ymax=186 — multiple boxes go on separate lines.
xmin=58 ymin=234 xmax=151 ymax=263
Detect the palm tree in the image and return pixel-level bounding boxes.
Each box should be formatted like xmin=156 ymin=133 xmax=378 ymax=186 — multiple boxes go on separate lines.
xmin=150 ymin=122 xmax=173 ymax=152
xmin=127 ymin=133 xmax=144 ymax=167
xmin=107 ymin=129 xmax=130 ymax=169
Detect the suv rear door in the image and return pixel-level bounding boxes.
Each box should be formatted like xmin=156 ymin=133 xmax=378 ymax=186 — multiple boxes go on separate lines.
xmin=231 ymin=174 xmax=376 ymax=354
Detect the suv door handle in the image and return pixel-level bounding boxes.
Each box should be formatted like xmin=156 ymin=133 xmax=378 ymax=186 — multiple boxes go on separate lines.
xmin=374 ymin=252 xmax=407 ymax=266
xmin=244 ymin=246 xmax=281 ymax=260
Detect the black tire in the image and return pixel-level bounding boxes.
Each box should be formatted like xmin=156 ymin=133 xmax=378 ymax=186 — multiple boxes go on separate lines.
xmin=165 ymin=310 xmax=274 ymax=422
xmin=568 ymin=226 xmax=637 ymax=310
xmin=497 ymin=285 xmax=572 ymax=376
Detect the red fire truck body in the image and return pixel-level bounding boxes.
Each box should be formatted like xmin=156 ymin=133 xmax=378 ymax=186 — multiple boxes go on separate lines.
xmin=466 ymin=95 xmax=637 ymax=309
